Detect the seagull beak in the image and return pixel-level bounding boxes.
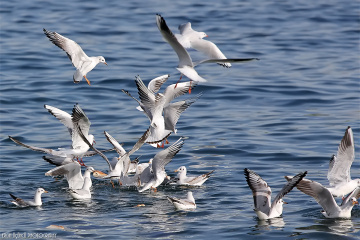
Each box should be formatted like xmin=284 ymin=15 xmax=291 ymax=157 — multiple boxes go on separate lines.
xmin=205 ymin=35 xmax=208 ymax=37
xmin=44 ymin=190 xmax=49 ymax=193
xmin=104 ymin=62 xmax=108 ymax=65
xmin=92 ymin=140 xmax=96 ymax=146
xmin=353 ymin=200 xmax=359 ymax=205
xmin=283 ymin=201 xmax=288 ymax=204
xmin=174 ymin=169 xmax=179 ymax=172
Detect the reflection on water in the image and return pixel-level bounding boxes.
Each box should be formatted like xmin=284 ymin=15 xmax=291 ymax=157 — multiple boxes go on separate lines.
xmin=297 ymin=218 xmax=358 ymax=236
xmin=255 ymin=217 xmax=286 ymax=231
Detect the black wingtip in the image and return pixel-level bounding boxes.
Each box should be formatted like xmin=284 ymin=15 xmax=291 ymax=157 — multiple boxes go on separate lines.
xmin=9 ymin=193 xmax=17 ymax=200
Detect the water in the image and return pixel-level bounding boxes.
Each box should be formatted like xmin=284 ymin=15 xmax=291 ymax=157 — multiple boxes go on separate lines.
xmin=0 ymin=0 xmax=359 ymax=239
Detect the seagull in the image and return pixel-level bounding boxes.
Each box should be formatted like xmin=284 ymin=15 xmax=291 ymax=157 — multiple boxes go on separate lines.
xmin=122 ymin=76 xmax=200 ymax=147
xmin=285 ymin=176 xmax=359 ymax=218
xmin=327 ymin=126 xmax=359 ymax=197
xmin=69 ymin=177 xmax=92 ymax=199
xmin=172 ymin=166 xmax=214 ymax=186
xmin=43 ymin=28 xmax=107 ymax=85
xmin=45 ymin=162 xmax=95 ymax=189
xmin=9 ymin=104 xmax=96 ymax=166
xmin=138 ymin=137 xmax=185 ymax=192
xmin=244 ymin=168 xmax=307 ymax=220
xmin=9 ymin=188 xmax=48 ymax=207
xmin=155 ymin=14 xmax=258 ymax=83
xmin=176 ymin=22 xmax=232 ymax=68
xmin=167 ymin=191 xmax=196 ymax=210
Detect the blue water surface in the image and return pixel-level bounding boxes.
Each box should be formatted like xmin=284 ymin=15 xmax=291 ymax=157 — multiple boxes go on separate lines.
xmin=0 ymin=0 xmax=359 ymax=239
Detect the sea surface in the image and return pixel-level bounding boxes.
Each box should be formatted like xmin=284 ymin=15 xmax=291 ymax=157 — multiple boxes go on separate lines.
xmin=0 ymin=0 xmax=359 ymax=239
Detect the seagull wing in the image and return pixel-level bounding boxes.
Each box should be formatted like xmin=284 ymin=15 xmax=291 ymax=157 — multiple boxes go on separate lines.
xmin=191 ymin=38 xmax=232 ymax=67
xmin=285 ymin=176 xmax=340 ymax=215
xmin=45 ymin=162 xmax=83 ymax=189
xmin=44 ymin=104 xmax=73 ymax=136
xmin=135 ymin=75 xmax=157 ymax=115
xmin=244 ymin=168 xmax=271 ymax=215
xmin=9 ymin=194 xmax=29 ymax=207
xmin=71 ymin=104 xmax=91 ymax=149
xmin=152 ymin=138 xmax=184 ymax=178
xmin=328 ymin=126 xmax=355 ymax=186
xmin=9 ymin=136 xmax=66 ymax=157
xmin=163 ymin=81 xmax=197 ymax=104
xmin=164 ymin=93 xmax=201 ymax=132
xmin=194 ymin=57 xmax=259 ymax=67
xmin=148 ymin=74 xmax=170 ymax=93
xmin=271 ymin=171 xmax=307 ymax=209
xmin=104 ymin=131 xmax=126 ymax=157
xmin=43 ymin=29 xmax=89 ymax=69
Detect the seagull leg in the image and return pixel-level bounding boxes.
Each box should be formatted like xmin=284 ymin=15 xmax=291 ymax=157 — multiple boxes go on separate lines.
xmin=165 ymin=138 xmax=169 ymax=144
xmin=79 ymin=158 xmax=86 ymax=167
xmin=151 ymin=187 xmax=157 ymax=192
xmin=111 ymin=180 xmax=115 ymax=188
xmin=137 ymin=177 xmax=141 ymax=187
xmin=161 ymin=141 xmax=165 ymax=148
xmin=76 ymin=157 xmax=82 ymax=165
xmin=84 ymin=75 xmax=91 ymax=86
xmin=188 ymin=80 xmax=192 ymax=94
xmin=174 ymin=74 xmax=183 ymax=89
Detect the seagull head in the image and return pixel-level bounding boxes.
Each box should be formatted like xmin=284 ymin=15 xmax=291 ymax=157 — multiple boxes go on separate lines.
xmin=174 ymin=166 xmax=186 ymax=173
xmin=98 ymin=56 xmax=107 ymax=65
xmin=352 ymin=197 xmax=359 ymax=205
xmin=86 ymin=166 xmax=95 ymax=173
xmin=202 ymin=32 xmax=208 ymax=38
xmin=37 ymin=188 xmax=48 ymax=194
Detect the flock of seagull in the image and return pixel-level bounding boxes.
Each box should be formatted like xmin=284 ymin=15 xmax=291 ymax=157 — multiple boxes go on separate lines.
xmin=7 ymin=14 xmax=359 ymax=217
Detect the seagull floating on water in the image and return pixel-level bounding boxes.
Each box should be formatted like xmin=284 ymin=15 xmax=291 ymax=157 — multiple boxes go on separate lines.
xmin=9 ymin=188 xmax=48 ymax=207
xmin=244 ymin=168 xmax=307 ymax=220
xmin=43 ymin=28 xmax=107 ymax=85
xmin=167 ymin=191 xmax=196 ymax=210
xmin=172 ymin=166 xmax=214 ymax=186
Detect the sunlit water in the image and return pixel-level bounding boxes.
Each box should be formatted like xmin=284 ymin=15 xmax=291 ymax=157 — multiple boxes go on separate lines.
xmin=0 ymin=0 xmax=359 ymax=239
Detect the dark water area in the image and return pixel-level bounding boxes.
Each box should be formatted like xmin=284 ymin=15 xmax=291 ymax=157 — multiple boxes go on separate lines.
xmin=0 ymin=0 xmax=359 ymax=239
